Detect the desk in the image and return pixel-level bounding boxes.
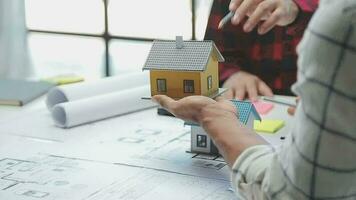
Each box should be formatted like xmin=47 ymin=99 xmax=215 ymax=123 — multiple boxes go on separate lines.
xmin=0 ymin=95 xmax=295 ymax=200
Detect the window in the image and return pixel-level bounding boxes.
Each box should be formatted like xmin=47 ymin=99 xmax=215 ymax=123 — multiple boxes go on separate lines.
xmin=196 ymin=135 xmax=207 ymax=148
xmin=25 ymin=0 xmax=213 ymax=79
xmin=157 ymin=79 xmax=167 ymax=92
xmin=184 ymin=80 xmax=195 ymax=93
xmin=207 ymin=75 xmax=212 ymax=90
xmin=108 ymin=0 xmax=192 ymax=39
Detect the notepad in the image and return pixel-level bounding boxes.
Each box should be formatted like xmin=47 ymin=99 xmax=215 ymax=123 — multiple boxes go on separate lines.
xmin=0 ymin=79 xmax=55 ymax=106
xmin=254 ymin=119 xmax=285 ymax=133
xmin=253 ymin=101 xmax=274 ymax=115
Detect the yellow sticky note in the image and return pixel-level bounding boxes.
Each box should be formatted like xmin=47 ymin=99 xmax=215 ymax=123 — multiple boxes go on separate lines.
xmin=43 ymin=75 xmax=84 ymax=85
xmin=254 ymin=120 xmax=285 ymax=134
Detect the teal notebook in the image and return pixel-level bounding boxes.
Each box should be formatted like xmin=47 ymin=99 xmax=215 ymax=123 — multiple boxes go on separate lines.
xmin=0 ymin=79 xmax=55 ymax=106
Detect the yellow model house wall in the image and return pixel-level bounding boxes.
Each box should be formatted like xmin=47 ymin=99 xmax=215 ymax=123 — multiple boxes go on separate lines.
xmin=200 ymin=56 xmax=219 ymax=96
xmin=150 ymin=70 xmax=201 ymax=99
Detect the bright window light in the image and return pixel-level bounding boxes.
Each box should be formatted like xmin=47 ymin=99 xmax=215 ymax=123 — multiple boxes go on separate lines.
xmin=25 ymin=0 xmax=104 ymax=34
xmin=110 ymin=40 xmax=152 ymax=75
xmin=28 ymin=33 xmax=105 ymax=80
xmin=108 ymin=0 xmax=192 ymax=39
xmin=195 ymin=0 xmax=213 ymax=40
xmin=25 ymin=0 xmax=213 ymax=78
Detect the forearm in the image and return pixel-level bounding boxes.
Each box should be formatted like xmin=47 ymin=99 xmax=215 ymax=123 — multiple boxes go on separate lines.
xmin=204 ymin=0 xmax=250 ymax=85
xmin=199 ymin=111 xmax=267 ymax=167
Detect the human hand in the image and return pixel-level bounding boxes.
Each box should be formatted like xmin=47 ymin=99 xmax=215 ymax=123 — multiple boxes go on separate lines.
xmin=287 ymin=96 xmax=299 ymax=116
xmin=229 ymin=0 xmax=299 ymax=34
xmin=223 ymin=71 xmax=273 ymax=101
xmin=152 ymin=95 xmax=267 ymax=167
xmin=152 ymin=95 xmax=237 ymax=124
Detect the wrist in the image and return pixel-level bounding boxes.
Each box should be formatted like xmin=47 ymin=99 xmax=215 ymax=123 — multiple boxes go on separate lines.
xmin=210 ymin=122 xmax=250 ymax=166
xmin=200 ymin=109 xmax=236 ymax=139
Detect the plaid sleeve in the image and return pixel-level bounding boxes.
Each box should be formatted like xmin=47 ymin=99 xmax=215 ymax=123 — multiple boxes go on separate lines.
xmin=287 ymin=0 xmax=319 ymax=36
xmin=232 ymin=0 xmax=356 ymax=199
xmin=293 ymin=0 xmax=319 ymax=12
xmin=204 ymin=0 xmax=249 ymax=84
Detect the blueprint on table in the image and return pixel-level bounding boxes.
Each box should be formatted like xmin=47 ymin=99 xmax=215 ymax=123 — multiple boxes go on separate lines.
xmin=0 ymin=108 xmax=238 ymax=199
xmin=0 ymin=152 xmax=236 ymax=200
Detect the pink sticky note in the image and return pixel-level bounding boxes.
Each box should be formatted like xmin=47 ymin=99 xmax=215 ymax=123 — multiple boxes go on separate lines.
xmin=253 ymin=101 xmax=274 ymax=115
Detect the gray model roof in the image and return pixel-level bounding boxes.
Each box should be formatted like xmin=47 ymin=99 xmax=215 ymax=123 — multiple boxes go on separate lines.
xmin=143 ymin=40 xmax=225 ymax=71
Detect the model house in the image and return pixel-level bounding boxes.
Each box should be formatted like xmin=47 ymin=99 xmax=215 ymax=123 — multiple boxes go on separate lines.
xmin=142 ymin=36 xmax=225 ymax=99
xmin=187 ymin=100 xmax=261 ymax=155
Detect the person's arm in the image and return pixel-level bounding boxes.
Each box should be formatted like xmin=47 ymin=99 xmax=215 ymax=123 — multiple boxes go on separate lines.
xmin=204 ymin=0 xmax=248 ymax=84
xmin=233 ymin=1 xmax=355 ymax=199
xmin=152 ymin=95 xmax=267 ymax=167
xmin=198 ymin=99 xmax=268 ymax=166
xmin=205 ymin=0 xmax=274 ymax=100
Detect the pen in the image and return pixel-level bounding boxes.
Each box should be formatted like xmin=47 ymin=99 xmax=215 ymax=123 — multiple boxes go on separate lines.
xmin=262 ymin=97 xmax=297 ymax=107
xmin=218 ymin=11 xmax=235 ymax=29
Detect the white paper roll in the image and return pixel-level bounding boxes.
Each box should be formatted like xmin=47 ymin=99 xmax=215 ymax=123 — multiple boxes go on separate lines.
xmin=51 ymin=85 xmax=156 ymax=128
xmin=46 ymin=72 xmax=157 ymax=128
xmin=46 ymin=72 xmax=149 ymax=109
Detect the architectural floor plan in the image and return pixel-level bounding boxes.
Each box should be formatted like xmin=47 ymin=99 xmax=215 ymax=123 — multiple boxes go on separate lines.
xmin=0 ymin=108 xmax=238 ymax=199
xmin=0 ymin=154 xmax=236 ymax=200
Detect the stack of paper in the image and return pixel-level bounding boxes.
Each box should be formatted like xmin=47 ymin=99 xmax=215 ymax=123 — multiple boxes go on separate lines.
xmin=46 ymin=72 xmax=156 ymax=128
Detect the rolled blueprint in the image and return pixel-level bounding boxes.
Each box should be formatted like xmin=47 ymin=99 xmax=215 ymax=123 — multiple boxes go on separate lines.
xmin=51 ymin=85 xmax=156 ymax=128
xmin=46 ymin=72 xmax=150 ymax=109
xmin=46 ymin=72 xmax=157 ymax=128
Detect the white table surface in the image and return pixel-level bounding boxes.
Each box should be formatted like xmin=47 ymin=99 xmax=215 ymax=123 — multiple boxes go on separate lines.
xmin=0 ymin=94 xmax=296 ymax=200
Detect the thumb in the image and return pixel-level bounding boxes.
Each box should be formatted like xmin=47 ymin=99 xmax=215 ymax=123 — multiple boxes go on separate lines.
xmin=152 ymin=95 xmax=176 ymax=111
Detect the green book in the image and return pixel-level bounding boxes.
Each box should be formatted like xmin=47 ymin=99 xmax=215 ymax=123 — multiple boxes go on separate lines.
xmin=0 ymin=79 xmax=55 ymax=106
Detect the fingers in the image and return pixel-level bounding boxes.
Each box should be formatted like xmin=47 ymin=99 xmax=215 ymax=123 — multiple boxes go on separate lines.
xmin=223 ymin=89 xmax=234 ymax=99
xmin=152 ymin=95 xmax=177 ymax=113
xmin=234 ymin=84 xmax=246 ymax=100
xmin=246 ymin=80 xmax=258 ymax=102
xmin=287 ymin=106 xmax=296 ymax=116
xmin=257 ymin=80 xmax=274 ymax=97
xmin=258 ymin=8 xmax=283 ymax=34
xmin=244 ymin=0 xmax=277 ymax=32
xmin=229 ymin=0 xmax=243 ymax=11
xmin=232 ymin=0 xmax=261 ymax=25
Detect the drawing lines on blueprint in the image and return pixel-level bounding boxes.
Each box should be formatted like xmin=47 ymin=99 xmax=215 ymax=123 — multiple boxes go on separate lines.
xmin=0 ymin=155 xmax=237 ymax=200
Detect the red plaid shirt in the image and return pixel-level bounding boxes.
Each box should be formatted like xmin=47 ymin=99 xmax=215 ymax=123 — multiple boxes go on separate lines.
xmin=205 ymin=0 xmax=319 ymax=95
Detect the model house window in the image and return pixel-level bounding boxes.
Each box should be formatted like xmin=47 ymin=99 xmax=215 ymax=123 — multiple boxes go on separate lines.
xmin=157 ymin=79 xmax=167 ymax=92
xmin=207 ymin=75 xmax=212 ymax=90
xmin=184 ymin=80 xmax=195 ymax=93
xmin=197 ymin=135 xmax=207 ymax=148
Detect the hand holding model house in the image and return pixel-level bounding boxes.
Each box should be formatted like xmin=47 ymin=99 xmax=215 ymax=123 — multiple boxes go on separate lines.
xmin=144 ymin=37 xmax=263 ymax=158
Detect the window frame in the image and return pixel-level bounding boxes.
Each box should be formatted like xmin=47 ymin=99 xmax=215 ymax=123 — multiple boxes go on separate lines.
xmin=26 ymin=0 xmax=197 ymax=77
xmin=207 ymin=75 xmax=212 ymax=90
xmin=196 ymin=134 xmax=207 ymax=148
xmin=183 ymin=79 xmax=195 ymax=93
xmin=157 ymin=79 xmax=167 ymax=93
